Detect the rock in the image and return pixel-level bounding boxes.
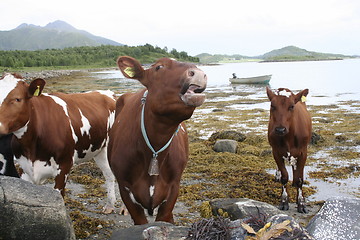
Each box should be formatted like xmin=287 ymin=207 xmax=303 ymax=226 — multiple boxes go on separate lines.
xmin=228 ymin=220 xmax=247 ymax=240
xmin=213 ymin=139 xmax=238 ymax=153
xmin=0 ymin=176 xmax=75 ymax=240
xmin=310 ymin=132 xmax=323 ymax=145
xmin=209 ymin=198 xmax=283 ymax=220
xmin=110 ymin=222 xmax=189 ymax=240
xmin=306 ymin=196 xmax=360 ymax=240
xmin=209 ymin=130 xmax=246 ymax=142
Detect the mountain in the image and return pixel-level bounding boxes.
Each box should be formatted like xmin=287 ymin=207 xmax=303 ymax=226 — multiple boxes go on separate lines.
xmin=0 ymin=20 xmax=123 ymax=51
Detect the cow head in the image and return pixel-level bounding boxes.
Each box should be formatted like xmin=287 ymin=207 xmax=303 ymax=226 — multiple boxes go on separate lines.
xmin=266 ymin=87 xmax=309 ymax=136
xmin=117 ymin=56 xmax=207 ymax=120
xmin=0 ymin=74 xmax=45 ymax=136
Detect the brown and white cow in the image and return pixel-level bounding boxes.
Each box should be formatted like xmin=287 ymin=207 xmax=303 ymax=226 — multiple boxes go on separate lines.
xmin=0 ymin=134 xmax=19 ymax=177
xmin=0 ymin=73 xmax=117 ymax=213
xmin=108 ymin=56 xmax=207 ymax=224
xmin=266 ymin=87 xmax=312 ymax=213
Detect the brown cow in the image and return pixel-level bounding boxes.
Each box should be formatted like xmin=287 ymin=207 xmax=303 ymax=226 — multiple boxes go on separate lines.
xmin=266 ymin=87 xmax=312 ymax=213
xmin=0 ymin=73 xmax=117 ymax=213
xmin=108 ymin=56 xmax=207 ymax=224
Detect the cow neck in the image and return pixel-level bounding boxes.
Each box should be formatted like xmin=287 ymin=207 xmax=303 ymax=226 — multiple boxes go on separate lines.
xmin=140 ymin=90 xmax=180 ymax=176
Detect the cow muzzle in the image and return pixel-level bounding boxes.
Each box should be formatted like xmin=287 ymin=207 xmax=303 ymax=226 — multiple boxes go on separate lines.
xmin=180 ymin=68 xmax=207 ymax=107
xmin=275 ymin=127 xmax=288 ymax=136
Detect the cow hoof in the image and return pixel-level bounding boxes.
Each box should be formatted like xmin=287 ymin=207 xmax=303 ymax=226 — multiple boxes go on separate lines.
xmin=119 ymin=207 xmax=129 ymax=215
xmin=279 ymin=203 xmax=289 ymax=211
xmin=297 ymin=205 xmax=308 ymax=214
xmin=102 ymin=206 xmax=115 ymax=214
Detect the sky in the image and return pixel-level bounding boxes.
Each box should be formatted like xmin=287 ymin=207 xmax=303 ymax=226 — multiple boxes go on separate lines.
xmin=1 ymin=0 xmax=360 ymax=56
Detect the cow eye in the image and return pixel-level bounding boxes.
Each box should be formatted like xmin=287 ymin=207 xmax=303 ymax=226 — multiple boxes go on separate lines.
xmin=271 ymin=105 xmax=276 ymax=111
xmin=289 ymin=105 xmax=294 ymax=111
xmin=155 ymin=65 xmax=163 ymax=71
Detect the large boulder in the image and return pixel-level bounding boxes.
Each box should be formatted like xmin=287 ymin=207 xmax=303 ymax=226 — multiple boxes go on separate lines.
xmin=213 ymin=139 xmax=238 ymax=153
xmin=0 ymin=176 xmax=75 ymax=240
xmin=208 ymin=198 xmax=283 ymax=220
xmin=306 ymin=196 xmax=360 ymax=240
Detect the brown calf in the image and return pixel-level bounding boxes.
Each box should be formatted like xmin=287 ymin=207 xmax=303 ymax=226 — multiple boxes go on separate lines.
xmin=266 ymin=87 xmax=312 ymax=213
xmin=108 ymin=56 xmax=207 ymax=224
xmin=0 ymin=73 xmax=117 ymax=213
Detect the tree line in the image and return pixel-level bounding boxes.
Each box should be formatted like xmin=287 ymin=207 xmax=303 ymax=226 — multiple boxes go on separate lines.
xmin=0 ymin=44 xmax=199 ymax=68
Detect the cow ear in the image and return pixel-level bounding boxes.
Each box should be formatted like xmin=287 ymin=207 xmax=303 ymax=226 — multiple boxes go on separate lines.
xmin=28 ymin=78 xmax=46 ymax=97
xmin=266 ymin=86 xmax=275 ymax=100
xmin=117 ymin=56 xmax=144 ymax=81
xmin=295 ymin=89 xmax=309 ymax=103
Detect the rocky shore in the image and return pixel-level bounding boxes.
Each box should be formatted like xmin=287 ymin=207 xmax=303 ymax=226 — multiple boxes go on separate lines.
xmin=1 ymin=69 xmax=359 ymax=239
xmin=15 ymin=69 xmax=81 ymax=80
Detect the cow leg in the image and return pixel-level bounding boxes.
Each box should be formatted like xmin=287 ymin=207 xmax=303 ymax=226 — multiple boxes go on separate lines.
xmin=120 ymin=186 xmax=148 ymax=225
xmin=54 ymin=163 xmax=72 ymax=196
xmin=293 ymin=157 xmax=307 ymax=213
xmin=275 ymin=158 xmax=289 ymax=211
xmin=93 ymin=148 xmax=116 ymax=214
xmin=155 ymin=186 xmax=179 ymax=223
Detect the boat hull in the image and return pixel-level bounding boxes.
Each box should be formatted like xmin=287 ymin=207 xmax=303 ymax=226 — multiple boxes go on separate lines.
xmin=229 ymin=74 xmax=272 ymax=84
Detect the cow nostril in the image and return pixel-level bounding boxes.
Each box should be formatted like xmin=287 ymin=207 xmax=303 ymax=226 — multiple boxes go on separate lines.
xmin=188 ymin=70 xmax=195 ymax=77
xmin=275 ymin=127 xmax=286 ymax=135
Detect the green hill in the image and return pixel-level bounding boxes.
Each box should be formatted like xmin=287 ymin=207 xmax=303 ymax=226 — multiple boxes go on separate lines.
xmin=196 ymin=46 xmax=354 ymax=63
xmin=260 ymin=46 xmax=347 ymax=62
xmin=0 ymin=20 xmax=123 ymax=51
xmin=195 ymin=53 xmax=253 ymax=64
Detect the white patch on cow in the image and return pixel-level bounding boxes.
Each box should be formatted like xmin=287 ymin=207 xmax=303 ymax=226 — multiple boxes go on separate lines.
xmin=0 ymin=74 xmax=21 ymax=105
xmin=79 ymin=109 xmax=91 ymax=136
xmin=289 ymin=156 xmax=297 ymax=170
xmin=283 ymin=152 xmax=297 ymax=170
xmin=298 ymin=188 xmax=304 ymax=202
xmin=0 ymin=154 xmax=6 ymax=174
xmin=275 ymin=169 xmax=281 ymax=181
xmin=73 ymin=144 xmax=98 ymax=163
xmin=278 ymin=89 xmax=292 ymax=98
xmin=108 ymin=110 xmax=115 ymax=130
xmin=18 ymin=156 xmax=60 ymax=184
xmin=125 ymin=187 xmax=143 ymax=208
xmin=282 ymin=152 xmax=290 ymax=162
xmin=13 ymin=121 xmax=29 ymax=139
xmin=96 ymin=90 xmax=115 ymax=100
xmin=43 ymin=94 xmax=78 ymax=143
xmin=149 ymin=185 xmax=155 ymax=197
xmin=281 ymin=186 xmax=288 ymax=202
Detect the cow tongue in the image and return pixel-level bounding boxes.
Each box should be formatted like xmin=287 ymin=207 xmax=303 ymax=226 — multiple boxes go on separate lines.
xmin=181 ymin=84 xmax=206 ymax=107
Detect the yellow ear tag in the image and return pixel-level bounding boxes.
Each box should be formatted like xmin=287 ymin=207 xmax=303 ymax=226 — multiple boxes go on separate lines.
xmin=301 ymin=95 xmax=307 ymax=102
xmin=124 ymin=67 xmax=136 ymax=78
xmin=33 ymin=86 xmax=40 ymax=97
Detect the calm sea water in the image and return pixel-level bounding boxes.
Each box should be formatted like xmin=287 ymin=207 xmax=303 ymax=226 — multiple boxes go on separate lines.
xmin=199 ymin=58 xmax=360 ymax=104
